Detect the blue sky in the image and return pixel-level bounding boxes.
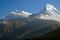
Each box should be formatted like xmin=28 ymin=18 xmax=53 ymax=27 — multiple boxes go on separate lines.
xmin=0 ymin=0 xmax=60 ymax=17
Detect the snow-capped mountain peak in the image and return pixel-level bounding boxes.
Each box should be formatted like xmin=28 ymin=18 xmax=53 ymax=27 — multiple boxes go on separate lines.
xmin=45 ymin=4 xmax=60 ymax=16
xmin=46 ymin=4 xmax=57 ymax=11
xmin=36 ymin=4 xmax=60 ymax=22
xmin=0 ymin=4 xmax=60 ymax=22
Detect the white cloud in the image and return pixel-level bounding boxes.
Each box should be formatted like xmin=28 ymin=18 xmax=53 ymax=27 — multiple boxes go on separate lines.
xmin=36 ymin=15 xmax=60 ymax=22
xmin=10 ymin=11 xmax=32 ymax=17
xmin=0 ymin=16 xmax=5 ymax=19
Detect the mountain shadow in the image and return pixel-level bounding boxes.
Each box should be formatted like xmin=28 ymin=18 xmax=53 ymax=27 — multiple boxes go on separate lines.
xmin=1 ymin=18 xmax=60 ymax=40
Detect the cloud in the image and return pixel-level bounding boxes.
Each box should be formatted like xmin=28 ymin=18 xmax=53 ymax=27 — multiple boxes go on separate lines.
xmin=36 ymin=15 xmax=60 ymax=22
xmin=10 ymin=11 xmax=32 ymax=17
xmin=0 ymin=16 xmax=5 ymax=19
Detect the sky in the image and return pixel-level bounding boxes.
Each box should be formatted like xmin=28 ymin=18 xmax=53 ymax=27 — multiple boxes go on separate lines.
xmin=0 ymin=0 xmax=60 ymax=17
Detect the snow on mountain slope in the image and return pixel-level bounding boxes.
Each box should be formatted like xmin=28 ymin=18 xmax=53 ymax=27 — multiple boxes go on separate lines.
xmin=45 ymin=4 xmax=60 ymax=15
xmin=36 ymin=4 xmax=60 ymax=22
xmin=0 ymin=4 xmax=60 ymax=22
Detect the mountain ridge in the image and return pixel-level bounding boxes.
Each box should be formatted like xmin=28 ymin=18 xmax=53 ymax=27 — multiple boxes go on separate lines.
xmin=1 ymin=4 xmax=60 ymax=40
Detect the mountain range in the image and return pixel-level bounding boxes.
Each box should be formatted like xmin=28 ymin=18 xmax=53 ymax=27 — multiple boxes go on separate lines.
xmin=0 ymin=4 xmax=60 ymax=40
